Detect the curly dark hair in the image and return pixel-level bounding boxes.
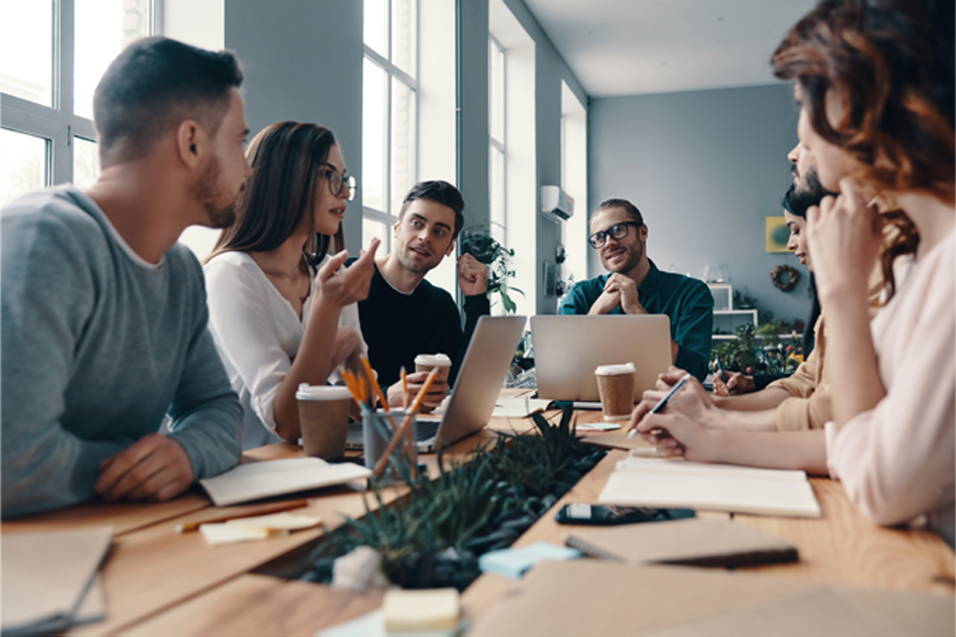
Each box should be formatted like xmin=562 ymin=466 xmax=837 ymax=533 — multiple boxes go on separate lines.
xmin=771 ymin=0 xmax=953 ymax=300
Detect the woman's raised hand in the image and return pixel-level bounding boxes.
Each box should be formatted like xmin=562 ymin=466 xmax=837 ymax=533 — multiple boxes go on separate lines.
xmin=314 ymin=238 xmax=381 ymax=308
xmin=806 ymin=178 xmax=882 ymax=304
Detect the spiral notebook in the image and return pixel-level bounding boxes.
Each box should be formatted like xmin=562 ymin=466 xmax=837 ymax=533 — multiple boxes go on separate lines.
xmin=565 ymin=518 xmax=798 ymax=568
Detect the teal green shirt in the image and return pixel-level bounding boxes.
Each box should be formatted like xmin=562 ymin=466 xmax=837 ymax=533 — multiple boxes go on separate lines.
xmin=558 ymin=260 xmax=713 ymax=381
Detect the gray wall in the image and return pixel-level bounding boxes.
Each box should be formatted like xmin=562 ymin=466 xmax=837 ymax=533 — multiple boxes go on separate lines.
xmin=588 ymin=84 xmax=813 ymax=326
xmin=225 ymin=1 xmax=365 ymax=253
xmin=458 ymin=0 xmax=491 ymax=235
xmin=503 ymin=0 xmax=587 ymax=314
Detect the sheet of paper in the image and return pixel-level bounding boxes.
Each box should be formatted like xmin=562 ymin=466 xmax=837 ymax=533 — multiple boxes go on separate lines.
xmin=1 ymin=526 xmax=113 ymax=634
xmin=575 ymin=422 xmax=622 ymax=432
xmin=198 ymin=457 xmax=371 ymax=506
xmin=317 ymin=610 xmax=384 ymax=637
xmin=492 ymin=395 xmax=552 ymax=418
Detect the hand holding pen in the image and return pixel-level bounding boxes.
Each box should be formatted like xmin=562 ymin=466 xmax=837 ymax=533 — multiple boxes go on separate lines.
xmin=627 ymin=374 xmax=690 ymax=439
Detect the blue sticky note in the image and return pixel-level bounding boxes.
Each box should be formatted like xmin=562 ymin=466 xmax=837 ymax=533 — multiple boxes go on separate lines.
xmin=478 ymin=542 xmax=582 ymax=580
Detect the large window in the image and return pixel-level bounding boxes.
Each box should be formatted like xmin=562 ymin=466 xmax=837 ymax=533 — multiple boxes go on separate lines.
xmin=362 ymin=0 xmax=418 ymax=251
xmin=0 ymin=0 xmax=154 ymax=206
xmin=488 ymin=35 xmax=506 ymax=247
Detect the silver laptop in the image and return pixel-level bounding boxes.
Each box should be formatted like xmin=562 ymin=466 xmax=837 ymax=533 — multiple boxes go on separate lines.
xmin=531 ymin=315 xmax=672 ymax=402
xmin=346 ymin=315 xmax=526 ymax=452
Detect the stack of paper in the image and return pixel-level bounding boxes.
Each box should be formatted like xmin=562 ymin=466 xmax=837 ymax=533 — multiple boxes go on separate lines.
xmin=198 ymin=457 xmax=371 ymax=506
xmin=598 ymin=455 xmax=821 ymax=517
xmin=1 ymin=526 xmax=113 ymax=634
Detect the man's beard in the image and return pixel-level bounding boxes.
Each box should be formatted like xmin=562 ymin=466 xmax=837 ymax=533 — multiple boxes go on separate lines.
xmin=790 ymin=166 xmax=832 ymax=210
xmin=192 ymin=156 xmax=237 ymax=229
xmin=605 ymin=240 xmax=643 ymax=274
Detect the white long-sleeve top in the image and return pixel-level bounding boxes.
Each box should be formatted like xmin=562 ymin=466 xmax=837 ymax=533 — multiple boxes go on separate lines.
xmin=204 ymin=251 xmax=365 ymax=450
xmin=825 ymin=229 xmax=955 ymax=546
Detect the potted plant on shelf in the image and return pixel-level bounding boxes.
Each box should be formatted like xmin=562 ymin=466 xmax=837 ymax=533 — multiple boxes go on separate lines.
xmin=459 ymin=224 xmax=523 ymax=314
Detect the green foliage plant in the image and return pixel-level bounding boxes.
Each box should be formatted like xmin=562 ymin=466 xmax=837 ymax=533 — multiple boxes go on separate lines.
xmin=459 ymin=224 xmax=524 ymax=313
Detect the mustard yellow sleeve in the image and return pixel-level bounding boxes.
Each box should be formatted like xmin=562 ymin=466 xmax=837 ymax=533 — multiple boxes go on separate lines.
xmin=767 ymin=345 xmax=819 ymax=399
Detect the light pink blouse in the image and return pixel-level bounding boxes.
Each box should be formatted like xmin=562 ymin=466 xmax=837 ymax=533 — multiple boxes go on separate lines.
xmin=825 ymin=229 xmax=955 ymax=546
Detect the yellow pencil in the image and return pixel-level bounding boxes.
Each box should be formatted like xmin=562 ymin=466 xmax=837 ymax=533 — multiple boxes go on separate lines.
xmin=374 ymin=367 xmax=438 ymax=478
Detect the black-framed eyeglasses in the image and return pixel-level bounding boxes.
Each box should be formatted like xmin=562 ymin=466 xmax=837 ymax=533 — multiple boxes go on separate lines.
xmin=588 ymin=221 xmax=643 ymax=249
xmin=320 ymin=164 xmax=357 ymax=201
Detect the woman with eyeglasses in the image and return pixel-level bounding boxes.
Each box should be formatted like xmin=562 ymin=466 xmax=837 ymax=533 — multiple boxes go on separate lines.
xmin=204 ymin=122 xmax=379 ymax=450
xmin=634 ymin=0 xmax=954 ymax=544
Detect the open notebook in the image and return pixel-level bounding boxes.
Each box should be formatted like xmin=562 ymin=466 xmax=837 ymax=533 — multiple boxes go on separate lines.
xmin=598 ymin=454 xmax=821 ymax=517
xmin=198 ymin=457 xmax=371 ymax=507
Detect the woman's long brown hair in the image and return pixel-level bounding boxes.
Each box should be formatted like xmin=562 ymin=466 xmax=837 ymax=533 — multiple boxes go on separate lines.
xmin=206 ymin=121 xmax=345 ymax=268
xmin=771 ymin=0 xmax=954 ymax=300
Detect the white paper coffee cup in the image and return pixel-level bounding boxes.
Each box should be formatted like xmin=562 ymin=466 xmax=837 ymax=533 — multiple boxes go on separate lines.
xmin=594 ymin=363 xmax=636 ymax=422
xmin=296 ymin=384 xmax=352 ymax=458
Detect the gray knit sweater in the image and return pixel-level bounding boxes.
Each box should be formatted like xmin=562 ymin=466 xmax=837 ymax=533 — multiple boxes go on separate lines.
xmin=1 ymin=185 xmax=242 ymax=517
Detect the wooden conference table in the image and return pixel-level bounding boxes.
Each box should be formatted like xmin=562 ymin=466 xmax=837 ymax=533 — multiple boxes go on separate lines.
xmin=2 ymin=403 xmax=953 ymax=635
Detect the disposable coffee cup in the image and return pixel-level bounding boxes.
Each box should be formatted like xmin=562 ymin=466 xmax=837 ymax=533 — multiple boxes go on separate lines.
xmin=414 ymin=353 xmax=452 ymax=407
xmin=594 ymin=363 xmax=636 ymax=422
xmin=296 ymin=384 xmax=352 ymax=459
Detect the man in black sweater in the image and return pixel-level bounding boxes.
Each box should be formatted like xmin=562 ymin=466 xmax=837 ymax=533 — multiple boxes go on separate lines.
xmin=358 ymin=181 xmax=490 ymax=409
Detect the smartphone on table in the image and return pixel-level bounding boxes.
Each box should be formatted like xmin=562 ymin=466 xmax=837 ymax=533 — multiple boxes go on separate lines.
xmin=555 ymin=503 xmax=695 ymax=526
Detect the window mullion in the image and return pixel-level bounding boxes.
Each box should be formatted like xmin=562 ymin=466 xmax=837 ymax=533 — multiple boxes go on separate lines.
xmin=54 ymin=0 xmax=75 ymax=185
xmin=385 ymin=65 xmax=393 ymax=215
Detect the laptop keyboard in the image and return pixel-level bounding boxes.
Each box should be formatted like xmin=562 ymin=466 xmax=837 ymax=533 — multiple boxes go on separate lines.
xmin=415 ymin=420 xmax=441 ymax=442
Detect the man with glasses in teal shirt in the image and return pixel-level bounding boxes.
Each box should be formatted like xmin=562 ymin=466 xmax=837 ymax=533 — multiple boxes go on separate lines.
xmin=558 ymin=198 xmax=713 ymax=381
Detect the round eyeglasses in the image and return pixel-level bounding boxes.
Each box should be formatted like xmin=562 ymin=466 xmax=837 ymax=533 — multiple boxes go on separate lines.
xmin=321 ymin=164 xmax=357 ymax=201
xmin=588 ymin=221 xmax=643 ymax=249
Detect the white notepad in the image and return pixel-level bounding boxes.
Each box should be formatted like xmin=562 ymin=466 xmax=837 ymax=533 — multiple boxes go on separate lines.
xmin=1 ymin=526 xmax=114 ymax=634
xmin=199 ymin=457 xmax=371 ymax=507
xmin=598 ymin=455 xmax=821 ymax=518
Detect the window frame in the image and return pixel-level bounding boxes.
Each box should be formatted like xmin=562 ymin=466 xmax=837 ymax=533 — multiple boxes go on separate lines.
xmin=362 ymin=0 xmax=420 ymax=251
xmin=488 ymin=33 xmax=506 ymax=247
xmin=0 ymin=0 xmax=159 ymax=188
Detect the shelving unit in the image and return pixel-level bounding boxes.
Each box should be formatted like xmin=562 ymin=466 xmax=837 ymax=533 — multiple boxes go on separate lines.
xmin=707 ymin=283 xmax=757 ymax=339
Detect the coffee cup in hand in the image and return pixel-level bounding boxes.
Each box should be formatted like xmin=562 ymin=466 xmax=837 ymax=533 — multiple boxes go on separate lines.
xmin=594 ymin=363 xmax=636 ymax=422
xmin=414 ymin=353 xmax=451 ymax=407
xmin=296 ymin=384 xmax=352 ymax=459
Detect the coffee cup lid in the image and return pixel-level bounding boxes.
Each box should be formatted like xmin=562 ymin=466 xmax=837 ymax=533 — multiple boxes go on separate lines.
xmin=296 ymin=384 xmax=353 ymax=401
xmin=414 ymin=353 xmax=451 ymax=367
xmin=594 ymin=363 xmax=636 ymax=375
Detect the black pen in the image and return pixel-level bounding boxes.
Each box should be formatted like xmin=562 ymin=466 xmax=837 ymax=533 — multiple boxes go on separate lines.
xmin=627 ymin=374 xmax=690 ymax=439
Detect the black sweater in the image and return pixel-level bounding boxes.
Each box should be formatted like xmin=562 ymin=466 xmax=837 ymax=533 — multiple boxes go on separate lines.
xmin=358 ymin=265 xmax=491 ymax=387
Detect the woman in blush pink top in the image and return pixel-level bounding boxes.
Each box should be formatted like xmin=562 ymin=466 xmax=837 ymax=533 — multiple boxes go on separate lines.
xmin=634 ymin=0 xmax=955 ymax=545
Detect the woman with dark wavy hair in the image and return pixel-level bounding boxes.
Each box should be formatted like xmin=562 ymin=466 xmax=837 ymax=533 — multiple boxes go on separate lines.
xmin=204 ymin=122 xmax=379 ymax=449
xmin=634 ymin=0 xmax=954 ymax=545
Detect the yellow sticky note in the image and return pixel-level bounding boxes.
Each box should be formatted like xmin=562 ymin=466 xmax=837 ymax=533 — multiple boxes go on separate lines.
xmin=227 ymin=513 xmax=322 ymax=532
xmin=199 ymin=523 xmax=287 ymax=546
xmin=383 ymin=588 xmax=459 ymax=634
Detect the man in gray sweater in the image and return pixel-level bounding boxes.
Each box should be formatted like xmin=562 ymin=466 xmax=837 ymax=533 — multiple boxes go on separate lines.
xmin=1 ymin=37 xmax=251 ymax=517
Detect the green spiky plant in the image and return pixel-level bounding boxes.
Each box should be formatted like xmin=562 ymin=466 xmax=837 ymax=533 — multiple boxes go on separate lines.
xmin=318 ymin=406 xmax=593 ymax=589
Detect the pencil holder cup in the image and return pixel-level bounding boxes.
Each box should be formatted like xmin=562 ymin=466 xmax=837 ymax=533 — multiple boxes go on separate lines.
xmin=362 ymin=409 xmax=417 ymax=483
